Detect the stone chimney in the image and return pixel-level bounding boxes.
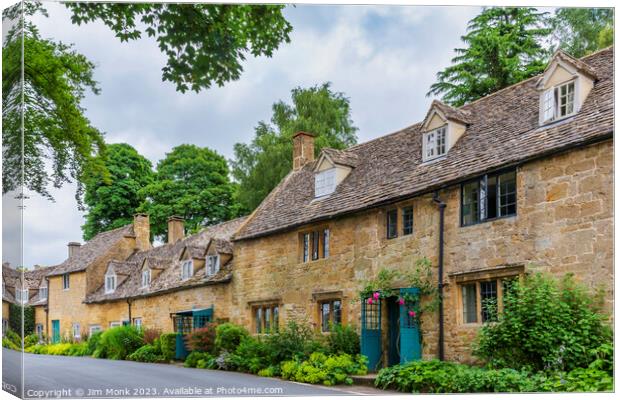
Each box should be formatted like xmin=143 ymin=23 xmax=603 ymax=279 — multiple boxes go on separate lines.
xmin=133 ymin=214 xmax=151 ymax=251
xmin=167 ymin=216 xmax=185 ymax=244
xmin=67 ymin=242 xmax=81 ymax=258
xmin=292 ymin=131 xmax=315 ymax=171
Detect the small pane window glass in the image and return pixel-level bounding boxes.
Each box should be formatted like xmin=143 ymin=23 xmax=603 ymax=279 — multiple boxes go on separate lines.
xmin=402 ymin=206 xmax=413 ymax=235
xmin=387 ymin=209 xmax=398 ymax=239
xmin=480 ymin=281 xmax=498 ymax=322
xmin=462 ymin=284 xmax=477 ymax=323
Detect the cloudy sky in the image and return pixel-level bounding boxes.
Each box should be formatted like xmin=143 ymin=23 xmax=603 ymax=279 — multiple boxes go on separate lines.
xmin=3 ymin=2 xmax=489 ymax=267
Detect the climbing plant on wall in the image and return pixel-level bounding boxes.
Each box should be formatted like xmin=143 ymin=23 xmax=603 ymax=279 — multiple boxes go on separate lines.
xmin=359 ymin=258 xmax=440 ymax=328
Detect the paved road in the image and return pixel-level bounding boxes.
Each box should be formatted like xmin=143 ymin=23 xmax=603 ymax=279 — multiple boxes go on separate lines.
xmin=2 ymin=350 xmax=380 ymax=398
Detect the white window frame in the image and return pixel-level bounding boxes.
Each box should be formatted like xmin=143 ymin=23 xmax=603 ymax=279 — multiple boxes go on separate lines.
xmin=133 ymin=318 xmax=142 ymax=329
xmin=89 ymin=325 xmax=102 ymax=334
xmin=72 ymin=323 xmax=81 ymax=339
xmin=109 ymin=321 xmax=121 ymax=328
xmin=104 ymin=274 xmax=117 ymax=294
xmin=422 ymin=126 xmax=448 ymax=162
xmin=314 ymin=168 xmax=337 ymax=198
xmin=62 ymin=273 xmax=70 ymax=290
xmin=206 ymin=255 xmax=220 ymax=276
xmin=16 ymin=287 xmax=28 ymax=304
xmin=540 ymin=79 xmax=578 ymax=125
xmin=39 ymin=285 xmax=48 ymax=300
xmin=141 ymin=269 xmax=151 ymax=288
xmin=181 ymin=260 xmax=194 ymax=280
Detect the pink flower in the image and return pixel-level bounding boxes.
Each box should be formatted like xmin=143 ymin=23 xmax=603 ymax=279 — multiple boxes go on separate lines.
xmin=373 ymin=292 xmax=380 ymax=300
xmin=367 ymin=298 xmax=373 ymax=304
xmin=408 ymin=310 xmax=416 ymax=317
xmin=398 ymin=298 xmax=405 ymax=305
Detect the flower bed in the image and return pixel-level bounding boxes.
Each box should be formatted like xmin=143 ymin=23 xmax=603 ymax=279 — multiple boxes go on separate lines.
xmin=183 ymin=321 xmax=367 ymax=386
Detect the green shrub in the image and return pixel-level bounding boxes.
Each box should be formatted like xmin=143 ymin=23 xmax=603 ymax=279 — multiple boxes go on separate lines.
xmin=86 ymin=331 xmax=103 ymax=356
xmin=24 ymin=333 xmax=39 ymax=348
xmin=67 ymin=342 xmax=89 ymax=357
xmin=375 ymin=360 xmax=539 ymax=393
xmin=196 ymin=355 xmax=216 ymax=369
xmin=185 ymin=323 xmax=217 ymax=353
xmin=128 ymin=345 xmax=165 ymax=363
xmin=327 ymin=324 xmax=360 ymax=355
xmin=474 ymin=273 xmax=612 ymax=372
xmin=4 ymin=330 xmax=22 ymax=349
xmin=280 ymin=352 xmax=367 ymax=386
xmin=258 ymin=366 xmax=277 ymax=377
xmin=215 ymin=323 xmax=249 ymax=352
xmin=228 ymin=336 xmax=272 ymax=374
xmin=264 ymin=321 xmax=326 ymax=363
xmin=3 ymin=337 xmax=20 ymax=351
xmin=9 ymin=303 xmax=34 ymax=336
xmin=94 ymin=326 xmax=144 ymax=360
xmin=157 ymin=333 xmax=177 ymax=360
xmin=184 ymin=351 xmax=213 ymax=368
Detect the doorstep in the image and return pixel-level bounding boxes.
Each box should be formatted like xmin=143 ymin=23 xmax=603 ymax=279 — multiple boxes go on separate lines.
xmin=350 ymin=374 xmax=378 ymax=387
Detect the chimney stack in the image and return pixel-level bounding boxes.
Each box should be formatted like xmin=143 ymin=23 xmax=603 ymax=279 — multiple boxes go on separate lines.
xmin=292 ymin=131 xmax=315 ymax=171
xmin=67 ymin=242 xmax=81 ymax=258
xmin=167 ymin=216 xmax=185 ymax=244
xmin=133 ymin=214 xmax=151 ymax=251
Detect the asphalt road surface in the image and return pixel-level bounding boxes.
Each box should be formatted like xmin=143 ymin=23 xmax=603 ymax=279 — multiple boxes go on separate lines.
xmin=2 ymin=350 xmax=380 ymax=398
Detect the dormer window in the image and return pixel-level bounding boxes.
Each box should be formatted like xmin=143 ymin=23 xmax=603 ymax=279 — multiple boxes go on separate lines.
xmin=315 ymin=168 xmax=336 ymax=198
xmin=206 ymin=255 xmax=220 ymax=277
xmin=181 ymin=260 xmax=193 ymax=280
xmin=541 ymin=80 xmax=576 ymax=124
xmin=105 ymin=273 xmax=117 ymax=294
xmin=39 ymin=285 xmax=48 ymax=300
xmin=423 ymin=126 xmax=447 ymax=161
xmin=16 ymin=287 xmax=28 ymax=304
xmin=141 ymin=269 xmax=151 ymax=288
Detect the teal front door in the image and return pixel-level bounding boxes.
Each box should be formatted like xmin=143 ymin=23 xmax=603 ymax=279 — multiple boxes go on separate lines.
xmin=360 ymin=297 xmax=382 ymax=371
xmin=399 ymin=288 xmax=421 ymax=364
xmin=51 ymin=320 xmax=60 ymax=344
xmin=174 ymin=307 xmax=214 ymax=360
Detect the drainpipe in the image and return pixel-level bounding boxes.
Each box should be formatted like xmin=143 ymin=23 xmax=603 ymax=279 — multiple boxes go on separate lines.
xmin=432 ymin=191 xmax=446 ymax=361
xmin=45 ymin=277 xmax=50 ymax=340
xmin=127 ymin=299 xmax=132 ymax=325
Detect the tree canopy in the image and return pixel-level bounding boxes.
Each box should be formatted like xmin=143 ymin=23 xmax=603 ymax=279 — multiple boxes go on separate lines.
xmin=231 ymin=83 xmax=358 ymax=212
xmin=427 ymin=7 xmax=551 ymax=107
xmin=138 ymin=144 xmax=237 ymax=240
xmin=82 ymin=143 xmax=154 ymax=240
xmin=2 ymin=3 xmax=107 ymax=203
xmin=65 ymin=2 xmax=292 ymax=93
xmin=551 ymin=8 xmax=614 ymax=58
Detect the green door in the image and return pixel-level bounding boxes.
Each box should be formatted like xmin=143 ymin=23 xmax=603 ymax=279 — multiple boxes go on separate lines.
xmin=174 ymin=307 xmax=214 ymax=360
xmin=399 ymin=288 xmax=421 ymax=364
xmin=360 ymin=297 xmax=382 ymax=371
xmin=51 ymin=320 xmax=60 ymax=344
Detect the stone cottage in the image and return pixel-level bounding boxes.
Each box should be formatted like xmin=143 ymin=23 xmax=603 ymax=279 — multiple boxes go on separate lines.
xmin=228 ymin=47 xmax=613 ymax=369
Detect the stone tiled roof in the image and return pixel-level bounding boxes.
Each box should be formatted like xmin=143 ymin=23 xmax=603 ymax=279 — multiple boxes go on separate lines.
xmin=210 ymin=238 xmax=233 ymax=254
xmin=184 ymin=245 xmax=207 ymax=259
xmin=47 ymin=224 xmax=135 ymax=276
xmin=84 ymin=217 xmax=246 ymax=303
xmin=428 ymin=99 xmax=472 ymax=125
xmin=235 ymin=47 xmax=613 ymax=240
xmin=321 ymin=148 xmax=360 ymax=168
xmin=2 ymin=263 xmax=55 ymax=305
